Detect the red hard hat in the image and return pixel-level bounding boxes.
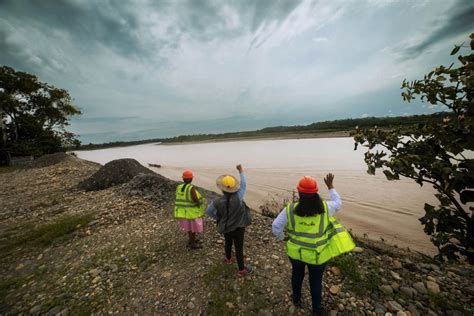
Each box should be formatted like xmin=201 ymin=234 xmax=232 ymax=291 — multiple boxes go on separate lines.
xmin=182 ymin=170 xmax=193 ymax=179
xmin=297 ymin=176 xmax=318 ymax=194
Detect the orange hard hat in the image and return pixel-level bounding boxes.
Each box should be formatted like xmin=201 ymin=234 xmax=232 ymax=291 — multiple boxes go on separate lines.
xmin=182 ymin=170 xmax=193 ymax=179
xmin=297 ymin=176 xmax=318 ymax=194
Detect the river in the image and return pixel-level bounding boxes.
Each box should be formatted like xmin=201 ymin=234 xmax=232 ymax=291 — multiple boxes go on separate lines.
xmin=76 ymin=137 xmax=438 ymax=254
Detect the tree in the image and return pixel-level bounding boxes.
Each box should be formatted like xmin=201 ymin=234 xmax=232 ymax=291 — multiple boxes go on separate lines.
xmin=0 ymin=66 xmax=81 ymax=157
xmin=353 ymin=34 xmax=474 ymax=263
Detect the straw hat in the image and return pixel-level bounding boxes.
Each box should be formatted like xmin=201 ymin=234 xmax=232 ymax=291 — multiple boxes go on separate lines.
xmin=216 ymin=174 xmax=240 ymax=193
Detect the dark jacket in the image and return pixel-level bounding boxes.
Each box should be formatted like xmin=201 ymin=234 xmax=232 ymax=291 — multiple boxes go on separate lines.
xmin=213 ymin=194 xmax=251 ymax=234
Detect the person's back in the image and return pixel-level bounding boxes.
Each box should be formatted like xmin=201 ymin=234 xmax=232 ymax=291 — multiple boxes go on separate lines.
xmin=213 ymin=192 xmax=250 ymax=234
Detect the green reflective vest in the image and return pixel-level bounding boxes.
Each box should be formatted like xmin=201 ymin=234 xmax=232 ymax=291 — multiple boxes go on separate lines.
xmin=285 ymin=201 xmax=355 ymax=265
xmin=174 ymin=183 xmax=205 ymax=219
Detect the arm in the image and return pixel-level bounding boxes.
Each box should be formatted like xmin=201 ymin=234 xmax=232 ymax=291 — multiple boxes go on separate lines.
xmin=324 ymin=173 xmax=341 ymax=217
xmin=190 ymin=187 xmax=201 ymax=206
xmin=236 ymin=164 xmax=246 ymax=202
xmin=272 ymin=208 xmax=288 ymax=241
xmin=206 ymin=201 xmax=218 ymax=220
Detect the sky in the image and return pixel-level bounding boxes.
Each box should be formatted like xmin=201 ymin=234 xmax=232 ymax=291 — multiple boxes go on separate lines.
xmin=1 ymin=0 xmax=473 ymax=143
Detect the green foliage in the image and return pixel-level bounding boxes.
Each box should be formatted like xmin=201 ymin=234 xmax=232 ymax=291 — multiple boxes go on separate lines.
xmin=353 ymin=34 xmax=474 ymax=262
xmin=0 ymin=213 xmax=95 ymax=255
xmin=0 ymin=65 xmax=81 ymax=157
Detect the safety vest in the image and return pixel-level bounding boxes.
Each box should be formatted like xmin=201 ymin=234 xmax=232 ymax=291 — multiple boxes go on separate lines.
xmin=174 ymin=183 xmax=205 ymax=219
xmin=285 ymin=201 xmax=355 ymax=265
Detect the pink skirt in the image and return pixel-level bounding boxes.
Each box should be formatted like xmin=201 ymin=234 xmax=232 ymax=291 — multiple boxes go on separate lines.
xmin=177 ymin=218 xmax=203 ymax=233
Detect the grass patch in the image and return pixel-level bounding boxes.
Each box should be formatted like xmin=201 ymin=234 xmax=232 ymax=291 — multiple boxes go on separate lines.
xmin=0 ymin=165 xmax=22 ymax=174
xmin=331 ymin=254 xmax=382 ymax=295
xmin=0 ymin=277 xmax=26 ymax=303
xmin=204 ymin=263 xmax=270 ymax=315
xmin=0 ymin=213 xmax=95 ymax=255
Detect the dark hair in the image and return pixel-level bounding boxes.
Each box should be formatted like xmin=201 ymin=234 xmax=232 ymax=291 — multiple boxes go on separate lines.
xmin=294 ymin=192 xmax=324 ymax=216
xmin=181 ymin=179 xmax=192 ymax=192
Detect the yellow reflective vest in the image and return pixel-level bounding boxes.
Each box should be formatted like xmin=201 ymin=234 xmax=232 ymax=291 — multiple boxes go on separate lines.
xmin=285 ymin=201 xmax=355 ymax=265
xmin=174 ymin=183 xmax=205 ymax=219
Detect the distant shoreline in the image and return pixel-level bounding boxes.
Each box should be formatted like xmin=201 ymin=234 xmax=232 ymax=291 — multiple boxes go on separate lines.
xmin=159 ymin=130 xmax=351 ymax=145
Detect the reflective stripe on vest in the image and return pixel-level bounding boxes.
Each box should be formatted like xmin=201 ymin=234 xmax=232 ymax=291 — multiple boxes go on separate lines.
xmin=174 ymin=183 xmax=204 ymax=219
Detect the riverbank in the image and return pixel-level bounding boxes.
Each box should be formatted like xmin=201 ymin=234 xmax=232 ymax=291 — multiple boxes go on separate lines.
xmin=1 ymin=154 xmax=473 ymax=315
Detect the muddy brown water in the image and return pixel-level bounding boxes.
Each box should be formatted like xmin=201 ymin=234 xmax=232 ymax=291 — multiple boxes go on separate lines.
xmin=76 ymin=137 xmax=440 ymax=254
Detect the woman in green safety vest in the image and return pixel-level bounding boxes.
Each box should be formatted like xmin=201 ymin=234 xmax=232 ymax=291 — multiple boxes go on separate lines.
xmin=174 ymin=169 xmax=206 ymax=249
xmin=272 ymin=174 xmax=355 ymax=316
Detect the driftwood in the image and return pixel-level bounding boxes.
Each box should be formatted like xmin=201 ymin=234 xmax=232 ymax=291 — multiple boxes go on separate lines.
xmin=148 ymin=163 xmax=161 ymax=168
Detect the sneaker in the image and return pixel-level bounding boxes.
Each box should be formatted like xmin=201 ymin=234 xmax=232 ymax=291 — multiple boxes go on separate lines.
xmin=292 ymin=299 xmax=303 ymax=308
xmin=237 ymin=265 xmax=253 ymax=277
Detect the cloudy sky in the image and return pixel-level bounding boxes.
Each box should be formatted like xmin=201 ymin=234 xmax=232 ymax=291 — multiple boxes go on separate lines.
xmin=1 ymin=0 xmax=473 ymax=143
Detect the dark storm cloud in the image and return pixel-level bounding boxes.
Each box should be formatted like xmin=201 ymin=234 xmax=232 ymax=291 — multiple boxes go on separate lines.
xmin=403 ymin=1 xmax=474 ymax=58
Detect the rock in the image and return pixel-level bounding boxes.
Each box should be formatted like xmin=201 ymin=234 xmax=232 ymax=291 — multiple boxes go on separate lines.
xmin=161 ymin=271 xmax=172 ymax=278
xmin=30 ymin=304 xmax=43 ymax=314
xmin=374 ymin=302 xmax=386 ymax=314
xmin=463 ymin=285 xmax=474 ymax=295
xmin=37 ymin=253 xmax=43 ymax=260
xmin=385 ymin=313 xmax=393 ymax=316
xmin=426 ymin=281 xmax=440 ymax=294
xmin=352 ymin=247 xmax=364 ymax=253
xmin=47 ymin=306 xmax=62 ymax=315
xmin=110 ymin=264 xmax=118 ymax=273
xmin=271 ymin=255 xmax=279 ymax=260
xmin=390 ymin=282 xmax=400 ymax=291
xmin=426 ymin=275 xmax=436 ymax=282
xmin=413 ymin=282 xmax=427 ymax=294
xmin=89 ymin=268 xmax=101 ymax=277
xmin=446 ymin=311 xmax=463 ymax=316
xmin=380 ymin=285 xmax=393 ymax=295
xmin=329 ymin=285 xmax=341 ymax=295
xmin=328 ymin=310 xmax=338 ymax=316
xmin=387 ymin=300 xmax=403 ymax=312
xmin=289 ymin=305 xmax=295 ymax=314
xmin=330 ymin=266 xmax=341 ymax=276
xmin=407 ymin=303 xmax=420 ymax=316
xmin=187 ymin=302 xmax=195 ymax=310
xmin=396 ymin=312 xmax=407 ymax=316
xmin=400 ymin=286 xmax=416 ymax=298
xmin=390 ymin=271 xmax=402 ymax=281
xmin=92 ymin=276 xmax=101 ymax=284
xmin=225 ymin=302 xmax=235 ymax=309
xmin=392 ymin=260 xmax=402 ymax=269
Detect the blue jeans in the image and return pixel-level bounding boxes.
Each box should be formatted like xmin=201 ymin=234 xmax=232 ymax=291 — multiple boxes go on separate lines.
xmin=289 ymin=257 xmax=326 ymax=312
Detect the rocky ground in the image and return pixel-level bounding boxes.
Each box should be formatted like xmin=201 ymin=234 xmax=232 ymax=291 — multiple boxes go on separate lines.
xmin=0 ymin=154 xmax=473 ymax=315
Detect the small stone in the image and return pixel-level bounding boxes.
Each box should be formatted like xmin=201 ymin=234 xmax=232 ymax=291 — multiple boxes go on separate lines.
xmin=385 ymin=313 xmax=393 ymax=316
xmin=426 ymin=281 xmax=440 ymax=294
xmin=30 ymin=304 xmax=43 ymax=314
xmin=338 ymin=303 xmax=344 ymax=311
xmin=225 ymin=302 xmax=235 ymax=309
xmin=400 ymin=286 xmax=416 ymax=298
xmin=463 ymin=285 xmax=474 ymax=296
xmin=391 ymin=282 xmax=400 ymax=291
xmin=413 ymin=282 xmax=427 ymax=294
xmin=426 ymin=276 xmax=436 ymax=282
xmin=161 ymin=271 xmax=172 ymax=278
xmin=328 ymin=310 xmax=338 ymax=316
xmin=187 ymin=302 xmax=195 ymax=310
xmin=374 ymin=302 xmax=386 ymax=314
xmin=329 ymin=285 xmax=341 ymax=295
xmin=16 ymin=263 xmax=24 ymax=270
xmin=110 ymin=264 xmax=118 ymax=272
xmin=330 ymin=266 xmax=341 ymax=276
xmin=390 ymin=271 xmax=402 ymax=281
xmin=446 ymin=310 xmax=463 ymax=316
xmin=392 ymin=260 xmax=402 ymax=269
xmin=37 ymin=253 xmax=43 ymax=260
xmin=217 ymin=239 xmax=223 ymax=244
xmin=352 ymin=247 xmax=363 ymax=253
xmin=47 ymin=306 xmax=62 ymax=315
xmin=407 ymin=303 xmax=420 ymax=316
xmin=92 ymin=276 xmax=101 ymax=284
xmin=396 ymin=312 xmax=407 ymax=316
xmin=289 ymin=305 xmax=295 ymax=314
xmin=380 ymin=285 xmax=393 ymax=295
xmin=387 ymin=300 xmax=403 ymax=312
xmin=271 ymin=255 xmax=279 ymax=260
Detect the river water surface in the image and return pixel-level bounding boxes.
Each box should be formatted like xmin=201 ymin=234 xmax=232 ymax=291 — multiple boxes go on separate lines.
xmin=76 ymin=137 xmax=439 ymax=254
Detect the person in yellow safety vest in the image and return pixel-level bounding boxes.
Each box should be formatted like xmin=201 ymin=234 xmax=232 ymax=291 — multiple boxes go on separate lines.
xmin=174 ymin=169 xmax=206 ymax=249
xmin=272 ymin=173 xmax=355 ymax=316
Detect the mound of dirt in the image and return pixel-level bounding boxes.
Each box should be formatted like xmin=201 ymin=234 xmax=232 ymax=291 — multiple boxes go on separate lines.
xmin=119 ymin=173 xmax=222 ymax=206
xmin=78 ymin=158 xmax=154 ymax=191
xmin=29 ymin=152 xmax=74 ymax=168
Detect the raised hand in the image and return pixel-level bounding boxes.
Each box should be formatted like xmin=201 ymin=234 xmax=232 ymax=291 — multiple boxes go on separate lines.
xmin=324 ymin=173 xmax=335 ymax=189
xmin=236 ymin=164 xmax=243 ymax=173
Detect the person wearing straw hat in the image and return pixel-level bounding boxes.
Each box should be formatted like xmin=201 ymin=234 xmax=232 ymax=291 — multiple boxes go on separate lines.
xmin=206 ymin=164 xmax=253 ymax=277
xmin=174 ymin=169 xmax=206 ymax=249
xmin=272 ymin=174 xmax=355 ymax=316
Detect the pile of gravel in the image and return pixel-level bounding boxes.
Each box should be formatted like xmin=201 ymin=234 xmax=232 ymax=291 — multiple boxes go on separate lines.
xmin=119 ymin=173 xmax=222 ymax=206
xmin=119 ymin=173 xmax=178 ymax=205
xmin=29 ymin=152 xmax=74 ymax=168
xmin=78 ymin=158 xmax=154 ymax=191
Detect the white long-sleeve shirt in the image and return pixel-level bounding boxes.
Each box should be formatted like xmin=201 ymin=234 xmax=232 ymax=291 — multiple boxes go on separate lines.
xmin=271 ymin=189 xmax=342 ymax=240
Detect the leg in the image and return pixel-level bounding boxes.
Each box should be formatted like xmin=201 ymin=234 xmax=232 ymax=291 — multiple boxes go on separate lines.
xmin=187 ymin=231 xmax=194 ymax=245
xmin=307 ymin=263 xmax=326 ymax=313
xmin=224 ymin=232 xmax=233 ymax=260
xmin=289 ymin=257 xmax=306 ymax=305
xmin=233 ymin=227 xmax=245 ymax=270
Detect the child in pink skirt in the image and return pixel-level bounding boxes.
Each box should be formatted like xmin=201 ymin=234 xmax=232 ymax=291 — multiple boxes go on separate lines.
xmin=174 ymin=170 xmax=205 ymax=249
